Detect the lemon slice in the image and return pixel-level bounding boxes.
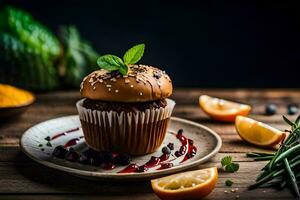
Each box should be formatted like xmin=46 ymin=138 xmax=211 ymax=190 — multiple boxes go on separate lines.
xmin=151 ymin=167 xmax=218 ymax=200
xmin=235 ymin=116 xmax=285 ymax=147
xmin=199 ymin=95 xmax=251 ymax=122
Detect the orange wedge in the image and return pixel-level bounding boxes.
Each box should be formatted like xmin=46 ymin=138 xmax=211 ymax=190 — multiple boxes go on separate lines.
xmin=151 ymin=167 xmax=218 ymax=200
xmin=235 ymin=116 xmax=285 ymax=147
xmin=199 ymin=95 xmax=251 ymax=122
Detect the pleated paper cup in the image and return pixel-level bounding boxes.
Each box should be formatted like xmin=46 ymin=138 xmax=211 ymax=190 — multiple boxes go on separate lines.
xmin=76 ymin=99 xmax=175 ymax=155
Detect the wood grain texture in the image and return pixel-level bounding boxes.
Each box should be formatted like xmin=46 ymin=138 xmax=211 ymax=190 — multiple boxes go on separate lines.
xmin=0 ymin=89 xmax=299 ymax=199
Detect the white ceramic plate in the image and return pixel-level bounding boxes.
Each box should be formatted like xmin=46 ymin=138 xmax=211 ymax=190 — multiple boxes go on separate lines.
xmin=20 ymin=115 xmax=222 ymax=180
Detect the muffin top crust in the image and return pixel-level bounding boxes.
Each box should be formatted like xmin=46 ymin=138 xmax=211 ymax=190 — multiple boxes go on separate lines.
xmin=80 ymin=65 xmax=173 ymax=102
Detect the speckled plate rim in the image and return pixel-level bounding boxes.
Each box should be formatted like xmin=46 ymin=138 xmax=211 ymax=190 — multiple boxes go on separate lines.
xmin=20 ymin=115 xmax=222 ymax=180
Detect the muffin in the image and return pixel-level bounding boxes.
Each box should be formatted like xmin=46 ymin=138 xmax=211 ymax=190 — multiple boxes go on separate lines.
xmin=76 ymin=64 xmax=175 ymax=155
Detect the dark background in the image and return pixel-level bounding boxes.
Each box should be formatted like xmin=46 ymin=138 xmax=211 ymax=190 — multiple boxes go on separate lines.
xmin=2 ymin=0 xmax=300 ymax=88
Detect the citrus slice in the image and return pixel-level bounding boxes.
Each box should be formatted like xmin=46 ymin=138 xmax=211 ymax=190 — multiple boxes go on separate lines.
xmin=151 ymin=167 xmax=218 ymax=200
xmin=199 ymin=95 xmax=251 ymax=122
xmin=235 ymin=116 xmax=285 ymax=147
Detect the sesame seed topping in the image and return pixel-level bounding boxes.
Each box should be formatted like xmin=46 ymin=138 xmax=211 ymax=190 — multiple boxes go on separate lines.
xmin=125 ymin=79 xmax=130 ymax=84
xmin=108 ymin=88 xmax=111 ymax=92
xmin=224 ymin=190 xmax=228 ymax=193
xmin=115 ymin=90 xmax=119 ymax=93
xmin=139 ymin=92 xmax=143 ymax=96
xmin=99 ymin=79 xmax=103 ymax=83
xmin=106 ymin=85 xmax=112 ymax=87
xmin=110 ymin=78 xmax=117 ymax=82
xmin=123 ymin=75 xmax=128 ymax=78
xmin=130 ymin=85 xmax=134 ymax=88
xmin=89 ymin=78 xmax=93 ymax=83
xmin=92 ymin=86 xmax=96 ymax=90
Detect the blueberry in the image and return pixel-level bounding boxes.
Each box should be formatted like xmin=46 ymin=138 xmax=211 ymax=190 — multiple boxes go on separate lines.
xmin=113 ymin=153 xmax=131 ymax=166
xmin=288 ymin=105 xmax=298 ymax=115
xmin=177 ymin=129 xmax=184 ymax=135
xmin=89 ymin=156 xmax=102 ymax=166
xmin=162 ymin=146 xmax=171 ymax=154
xmin=52 ymin=145 xmax=68 ymax=158
xmin=82 ymin=148 xmax=98 ymax=159
xmin=150 ymin=156 xmax=159 ymax=162
xmin=167 ymin=143 xmax=174 ymax=150
xmin=65 ymin=151 xmax=79 ymax=162
xmin=99 ymin=151 xmax=113 ymax=163
xmin=265 ymin=104 xmax=277 ymax=115
xmin=188 ymin=139 xmax=194 ymax=145
xmin=175 ymin=151 xmax=182 ymax=157
xmin=78 ymin=154 xmax=89 ymax=164
xmin=186 ymin=153 xmax=195 ymax=159
xmin=137 ymin=165 xmax=148 ymax=172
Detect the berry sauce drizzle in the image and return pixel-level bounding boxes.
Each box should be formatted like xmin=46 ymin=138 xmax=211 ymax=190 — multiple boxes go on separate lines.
xmin=118 ymin=129 xmax=197 ymax=173
xmin=51 ymin=127 xmax=80 ymax=141
xmin=64 ymin=136 xmax=84 ymax=148
xmin=50 ymin=128 xmax=197 ymax=173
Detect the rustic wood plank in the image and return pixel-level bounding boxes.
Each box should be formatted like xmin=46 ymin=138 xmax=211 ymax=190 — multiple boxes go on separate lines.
xmin=0 ymin=188 xmax=294 ymax=200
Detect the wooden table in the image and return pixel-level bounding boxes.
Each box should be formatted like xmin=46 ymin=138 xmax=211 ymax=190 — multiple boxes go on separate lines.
xmin=0 ymin=89 xmax=298 ymax=200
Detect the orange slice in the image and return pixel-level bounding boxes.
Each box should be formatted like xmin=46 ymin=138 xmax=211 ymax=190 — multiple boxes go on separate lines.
xmin=199 ymin=95 xmax=251 ymax=122
xmin=151 ymin=167 xmax=218 ymax=200
xmin=235 ymin=116 xmax=285 ymax=147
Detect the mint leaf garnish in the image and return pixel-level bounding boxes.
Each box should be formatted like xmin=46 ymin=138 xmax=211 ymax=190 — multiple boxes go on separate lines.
xmin=225 ymin=179 xmax=234 ymax=187
xmin=96 ymin=43 xmax=145 ymax=75
xmin=221 ymin=156 xmax=239 ymax=173
xmin=97 ymin=54 xmax=125 ymax=72
xmin=118 ymin=64 xmax=129 ymax=75
xmin=123 ymin=44 xmax=145 ymax=65
xmin=221 ymin=156 xmax=232 ymax=167
xmin=225 ymin=163 xmax=239 ymax=172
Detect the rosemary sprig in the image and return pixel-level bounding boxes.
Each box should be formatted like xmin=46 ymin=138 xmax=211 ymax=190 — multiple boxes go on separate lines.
xmin=247 ymin=115 xmax=300 ymax=197
xmin=284 ymin=158 xmax=300 ymax=197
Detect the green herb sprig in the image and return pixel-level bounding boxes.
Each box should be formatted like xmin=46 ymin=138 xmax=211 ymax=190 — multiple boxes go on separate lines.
xmin=221 ymin=156 xmax=239 ymax=173
xmin=225 ymin=179 xmax=234 ymax=187
xmin=247 ymin=115 xmax=300 ymax=198
xmin=97 ymin=44 xmax=145 ymax=75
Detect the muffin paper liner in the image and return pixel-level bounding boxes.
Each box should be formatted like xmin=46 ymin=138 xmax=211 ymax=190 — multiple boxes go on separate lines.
xmin=76 ymin=99 xmax=175 ymax=155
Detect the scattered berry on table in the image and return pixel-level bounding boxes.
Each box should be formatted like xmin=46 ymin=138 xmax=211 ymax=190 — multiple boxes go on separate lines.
xmin=288 ymin=104 xmax=298 ymax=115
xmin=265 ymin=104 xmax=277 ymax=115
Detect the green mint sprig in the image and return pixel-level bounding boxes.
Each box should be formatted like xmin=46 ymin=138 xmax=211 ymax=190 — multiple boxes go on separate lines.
xmin=97 ymin=43 xmax=145 ymax=75
xmin=221 ymin=156 xmax=239 ymax=173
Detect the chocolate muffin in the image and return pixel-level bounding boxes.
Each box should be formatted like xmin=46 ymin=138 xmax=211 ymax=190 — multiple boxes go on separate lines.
xmin=76 ymin=64 xmax=175 ymax=155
